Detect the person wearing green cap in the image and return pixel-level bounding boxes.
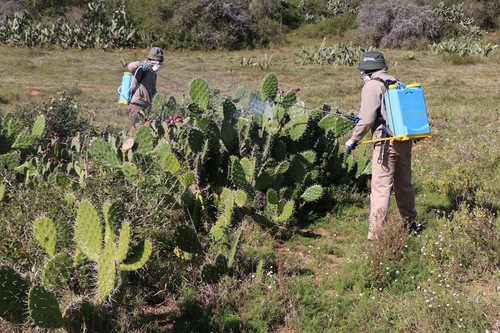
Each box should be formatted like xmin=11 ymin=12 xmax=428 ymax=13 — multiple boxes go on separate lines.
xmin=126 ymin=46 xmax=165 ymax=127
xmin=345 ymin=51 xmax=418 ymax=241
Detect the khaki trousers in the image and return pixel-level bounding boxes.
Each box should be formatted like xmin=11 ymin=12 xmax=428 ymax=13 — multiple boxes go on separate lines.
xmin=368 ymin=140 xmax=416 ymax=240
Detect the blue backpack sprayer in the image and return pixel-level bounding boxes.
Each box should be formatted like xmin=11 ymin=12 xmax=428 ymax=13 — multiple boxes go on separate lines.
xmin=118 ymin=71 xmax=133 ymax=105
xmin=359 ymin=79 xmax=431 ymax=145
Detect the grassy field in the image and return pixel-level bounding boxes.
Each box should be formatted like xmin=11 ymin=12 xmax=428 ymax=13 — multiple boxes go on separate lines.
xmin=1 ymin=36 xmax=499 ymax=332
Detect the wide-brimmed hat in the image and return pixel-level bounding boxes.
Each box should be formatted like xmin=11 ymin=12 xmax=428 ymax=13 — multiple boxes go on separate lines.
xmin=358 ymin=51 xmax=387 ymax=71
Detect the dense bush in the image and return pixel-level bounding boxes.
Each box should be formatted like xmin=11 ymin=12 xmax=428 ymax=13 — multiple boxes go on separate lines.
xmin=354 ymin=0 xmax=441 ymax=49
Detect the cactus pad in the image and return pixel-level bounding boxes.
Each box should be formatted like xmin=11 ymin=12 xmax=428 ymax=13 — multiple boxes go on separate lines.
xmin=33 ymin=217 xmax=57 ymax=257
xmin=174 ymin=225 xmax=204 ymax=255
xmin=189 ymin=77 xmax=210 ymax=110
xmin=278 ymin=200 xmax=294 ymax=223
xmin=261 ymin=73 xmax=278 ymax=101
xmin=28 ymin=285 xmax=64 ymax=329
xmin=122 ymin=162 xmax=138 ymax=182
xmin=116 ymin=222 xmax=132 ymax=263
xmin=234 ymin=190 xmax=247 ymax=207
xmin=97 ymin=242 xmax=117 ymax=302
xmin=103 ymin=200 xmax=124 ymax=243
xmin=11 ymin=131 xmax=36 ymax=149
xmin=89 ymin=138 xmax=121 ymax=168
xmin=75 ymin=200 xmax=103 ymax=262
xmin=31 ymin=115 xmax=46 ymax=137
xmin=42 ymin=253 xmax=72 ymax=287
xmin=134 ymin=126 xmax=154 ymax=154
xmin=0 ymin=266 xmax=29 ymax=323
xmin=163 ymin=152 xmax=181 ymax=173
xmin=300 ymin=185 xmax=324 ymax=202
xmin=120 ymin=239 xmax=153 ymax=271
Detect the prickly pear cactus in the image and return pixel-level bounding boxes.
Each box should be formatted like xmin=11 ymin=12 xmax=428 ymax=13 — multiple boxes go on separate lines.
xmin=163 ymin=152 xmax=181 ymax=173
xmin=189 ymin=77 xmax=210 ymax=110
xmin=31 ymin=115 xmax=46 ymax=137
xmin=33 ymin=217 xmax=58 ymax=257
xmin=97 ymin=242 xmax=117 ymax=302
xmin=201 ymin=254 xmax=229 ymax=284
xmin=0 ymin=266 xmax=29 ymax=324
xmin=42 ymin=253 xmax=72 ymax=287
xmin=134 ymin=126 xmax=154 ymax=154
xmin=174 ymin=225 xmax=204 ymax=255
xmin=75 ymin=199 xmax=103 ymax=262
xmin=103 ymin=200 xmax=124 ymax=243
xmin=119 ymin=239 xmax=153 ymax=271
xmin=261 ymin=73 xmax=278 ymax=101
xmin=300 ymin=185 xmax=324 ymax=202
xmin=89 ymin=138 xmax=121 ymax=168
xmin=28 ymin=285 xmax=64 ymax=329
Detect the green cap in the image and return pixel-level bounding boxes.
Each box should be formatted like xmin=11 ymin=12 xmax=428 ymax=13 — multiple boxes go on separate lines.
xmin=358 ymin=51 xmax=387 ymax=71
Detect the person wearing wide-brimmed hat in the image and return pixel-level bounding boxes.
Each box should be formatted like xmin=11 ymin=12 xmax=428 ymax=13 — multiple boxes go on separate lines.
xmin=345 ymin=51 xmax=418 ymax=240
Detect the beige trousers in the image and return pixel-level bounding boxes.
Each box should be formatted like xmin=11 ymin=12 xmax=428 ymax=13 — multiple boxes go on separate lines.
xmin=368 ymin=140 xmax=416 ymax=240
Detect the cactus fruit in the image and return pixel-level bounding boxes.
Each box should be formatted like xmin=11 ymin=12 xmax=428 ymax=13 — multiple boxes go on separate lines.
xmin=75 ymin=199 xmax=103 ymax=262
xmin=189 ymin=77 xmax=210 ymax=110
xmin=33 ymin=217 xmax=58 ymax=257
xmin=0 ymin=266 xmax=29 ymax=324
xmin=28 ymin=285 xmax=64 ymax=329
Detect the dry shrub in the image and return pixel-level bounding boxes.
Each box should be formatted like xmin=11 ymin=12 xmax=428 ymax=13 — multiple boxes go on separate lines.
xmin=366 ymin=217 xmax=411 ymax=288
xmin=354 ymin=0 xmax=441 ymax=49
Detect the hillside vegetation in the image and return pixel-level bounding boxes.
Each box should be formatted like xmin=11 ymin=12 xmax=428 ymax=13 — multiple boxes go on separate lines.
xmin=0 ymin=1 xmax=499 ymax=332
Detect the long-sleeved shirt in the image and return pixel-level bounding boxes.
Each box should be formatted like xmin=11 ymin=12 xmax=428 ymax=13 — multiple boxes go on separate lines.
xmin=350 ymin=69 xmax=396 ymax=143
xmin=127 ymin=61 xmax=157 ymax=108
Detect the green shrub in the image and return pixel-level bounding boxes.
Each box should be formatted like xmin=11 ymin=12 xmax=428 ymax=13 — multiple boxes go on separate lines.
xmin=423 ymin=204 xmax=499 ymax=281
xmin=295 ymin=13 xmax=357 ymax=37
xmin=16 ymin=92 xmax=90 ymax=141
